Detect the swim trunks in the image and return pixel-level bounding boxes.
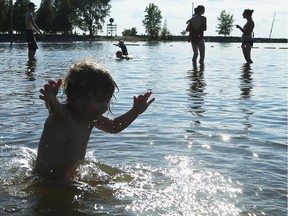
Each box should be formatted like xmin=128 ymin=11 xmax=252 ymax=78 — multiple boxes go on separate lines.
xmin=26 ymin=30 xmax=38 ymax=50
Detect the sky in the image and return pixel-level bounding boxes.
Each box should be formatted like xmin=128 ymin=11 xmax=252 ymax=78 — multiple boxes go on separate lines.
xmin=33 ymin=0 xmax=288 ymax=38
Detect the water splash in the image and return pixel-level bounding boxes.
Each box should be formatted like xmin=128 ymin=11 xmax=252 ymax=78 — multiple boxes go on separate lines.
xmin=113 ymin=155 xmax=242 ymax=215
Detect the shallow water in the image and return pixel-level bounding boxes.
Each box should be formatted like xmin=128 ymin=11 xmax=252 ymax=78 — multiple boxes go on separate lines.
xmin=0 ymin=41 xmax=287 ymax=215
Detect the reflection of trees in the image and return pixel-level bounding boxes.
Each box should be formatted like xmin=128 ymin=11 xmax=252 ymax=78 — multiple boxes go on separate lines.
xmin=239 ymin=63 xmax=254 ymax=130
xmin=187 ymin=64 xmax=206 ymax=119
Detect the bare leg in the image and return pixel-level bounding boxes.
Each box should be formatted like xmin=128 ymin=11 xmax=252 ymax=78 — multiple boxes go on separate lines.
xmin=28 ymin=49 xmax=36 ymax=61
xmin=198 ymin=39 xmax=205 ymax=65
xmin=191 ymin=43 xmax=198 ymax=64
xmin=242 ymin=43 xmax=253 ymax=63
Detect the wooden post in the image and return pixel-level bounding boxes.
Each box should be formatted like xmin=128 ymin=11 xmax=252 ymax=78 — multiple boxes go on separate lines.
xmin=10 ymin=0 xmax=13 ymax=47
xmin=269 ymin=12 xmax=276 ymax=39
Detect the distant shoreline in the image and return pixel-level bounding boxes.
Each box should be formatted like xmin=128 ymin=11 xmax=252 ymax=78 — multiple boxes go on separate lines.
xmin=0 ymin=34 xmax=287 ymax=43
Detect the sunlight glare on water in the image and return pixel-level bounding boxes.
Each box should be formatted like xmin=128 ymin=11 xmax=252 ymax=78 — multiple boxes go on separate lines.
xmin=112 ymin=156 xmax=242 ymax=216
xmin=0 ymin=41 xmax=287 ymax=215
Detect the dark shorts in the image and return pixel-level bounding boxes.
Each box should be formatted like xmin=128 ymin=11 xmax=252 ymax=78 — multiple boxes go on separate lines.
xmin=26 ymin=30 xmax=38 ymax=50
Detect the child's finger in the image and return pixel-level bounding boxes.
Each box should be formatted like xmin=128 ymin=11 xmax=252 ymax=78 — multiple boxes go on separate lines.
xmin=39 ymin=88 xmax=45 ymax=94
xmin=56 ymin=79 xmax=62 ymax=87
xmin=48 ymin=80 xmax=56 ymax=86
xmin=147 ymin=98 xmax=155 ymax=106
xmin=143 ymin=91 xmax=152 ymax=100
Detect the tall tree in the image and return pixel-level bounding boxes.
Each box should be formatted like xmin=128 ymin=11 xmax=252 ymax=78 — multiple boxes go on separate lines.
xmin=36 ymin=0 xmax=55 ymax=33
xmin=142 ymin=3 xmax=162 ymax=40
xmin=160 ymin=19 xmax=172 ymax=40
xmin=216 ymin=10 xmax=234 ymax=36
xmin=75 ymin=0 xmax=111 ymax=36
xmin=53 ymin=0 xmax=73 ymax=34
xmin=13 ymin=0 xmax=30 ymax=33
xmin=0 ymin=0 xmax=9 ymax=32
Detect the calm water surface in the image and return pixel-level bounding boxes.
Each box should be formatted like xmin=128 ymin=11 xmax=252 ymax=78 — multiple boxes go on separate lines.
xmin=0 ymin=41 xmax=287 ymax=215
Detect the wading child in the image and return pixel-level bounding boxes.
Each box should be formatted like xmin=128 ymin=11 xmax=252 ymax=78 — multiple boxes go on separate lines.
xmin=35 ymin=58 xmax=155 ymax=180
xmin=116 ymin=51 xmax=131 ymax=60
xmin=115 ymin=40 xmax=128 ymax=56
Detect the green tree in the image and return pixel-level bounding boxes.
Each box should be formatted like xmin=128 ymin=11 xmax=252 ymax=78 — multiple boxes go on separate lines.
xmin=53 ymin=0 xmax=73 ymax=34
xmin=75 ymin=0 xmax=111 ymax=36
xmin=160 ymin=19 xmax=172 ymax=40
xmin=142 ymin=3 xmax=162 ymax=40
xmin=216 ymin=10 xmax=234 ymax=36
xmin=0 ymin=0 xmax=9 ymax=33
xmin=36 ymin=0 xmax=55 ymax=33
xmin=122 ymin=27 xmax=137 ymax=36
xmin=13 ymin=0 xmax=30 ymax=33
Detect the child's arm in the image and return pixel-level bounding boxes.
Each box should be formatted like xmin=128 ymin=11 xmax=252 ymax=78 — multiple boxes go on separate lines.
xmin=39 ymin=79 xmax=64 ymax=118
xmin=94 ymin=91 xmax=155 ymax=134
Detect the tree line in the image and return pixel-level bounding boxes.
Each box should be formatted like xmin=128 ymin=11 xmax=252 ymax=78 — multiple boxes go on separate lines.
xmin=0 ymin=0 xmax=111 ymax=36
xmin=0 ymin=1 xmax=234 ymax=40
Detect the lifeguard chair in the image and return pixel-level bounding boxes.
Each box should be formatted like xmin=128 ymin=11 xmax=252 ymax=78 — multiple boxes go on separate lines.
xmin=107 ymin=18 xmax=117 ymax=37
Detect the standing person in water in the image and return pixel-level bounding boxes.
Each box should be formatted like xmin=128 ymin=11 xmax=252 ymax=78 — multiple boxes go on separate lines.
xmin=25 ymin=2 xmax=43 ymax=60
xmin=236 ymin=9 xmax=255 ymax=64
xmin=34 ymin=58 xmax=155 ymax=180
xmin=186 ymin=5 xmax=207 ymax=65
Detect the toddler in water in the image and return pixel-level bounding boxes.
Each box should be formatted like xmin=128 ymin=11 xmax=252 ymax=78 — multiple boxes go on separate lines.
xmin=35 ymin=58 xmax=155 ymax=180
xmin=116 ymin=51 xmax=131 ymax=60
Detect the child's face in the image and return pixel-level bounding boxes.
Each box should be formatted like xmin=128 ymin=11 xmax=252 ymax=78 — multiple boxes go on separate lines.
xmin=84 ymin=92 xmax=111 ymax=119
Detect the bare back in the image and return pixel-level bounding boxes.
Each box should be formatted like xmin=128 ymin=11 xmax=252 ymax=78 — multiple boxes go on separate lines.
xmin=190 ymin=16 xmax=203 ymax=30
xmin=35 ymin=104 xmax=93 ymax=179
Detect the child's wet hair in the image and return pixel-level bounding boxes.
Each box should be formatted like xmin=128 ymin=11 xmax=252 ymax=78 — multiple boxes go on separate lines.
xmin=63 ymin=58 xmax=118 ymax=103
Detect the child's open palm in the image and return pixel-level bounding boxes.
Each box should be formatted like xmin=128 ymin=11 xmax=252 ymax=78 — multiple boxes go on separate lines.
xmin=133 ymin=92 xmax=155 ymax=115
xmin=39 ymin=79 xmax=62 ymax=102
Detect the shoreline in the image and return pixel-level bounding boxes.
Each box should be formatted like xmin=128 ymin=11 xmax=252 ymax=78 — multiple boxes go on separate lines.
xmin=0 ymin=34 xmax=287 ymax=43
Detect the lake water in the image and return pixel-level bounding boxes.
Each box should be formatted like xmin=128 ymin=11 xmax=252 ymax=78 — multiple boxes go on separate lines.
xmin=0 ymin=41 xmax=287 ymax=216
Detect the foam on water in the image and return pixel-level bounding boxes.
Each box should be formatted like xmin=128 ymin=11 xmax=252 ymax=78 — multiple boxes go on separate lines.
xmin=0 ymin=146 xmax=244 ymax=215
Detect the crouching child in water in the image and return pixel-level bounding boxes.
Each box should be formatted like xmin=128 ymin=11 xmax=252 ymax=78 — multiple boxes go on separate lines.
xmin=116 ymin=51 xmax=131 ymax=60
xmin=34 ymin=58 xmax=155 ymax=180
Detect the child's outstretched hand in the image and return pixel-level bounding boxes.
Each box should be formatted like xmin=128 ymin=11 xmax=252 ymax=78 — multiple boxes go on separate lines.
xmin=39 ymin=79 xmax=62 ymax=102
xmin=133 ymin=91 xmax=155 ymax=115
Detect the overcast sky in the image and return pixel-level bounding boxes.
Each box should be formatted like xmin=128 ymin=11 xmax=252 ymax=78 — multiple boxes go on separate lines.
xmin=34 ymin=0 xmax=288 ymax=38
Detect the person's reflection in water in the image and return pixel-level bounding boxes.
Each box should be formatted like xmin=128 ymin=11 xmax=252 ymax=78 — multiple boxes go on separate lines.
xmin=240 ymin=63 xmax=253 ymax=99
xmin=187 ymin=64 xmax=206 ymax=125
xmin=240 ymin=63 xmax=254 ymax=130
xmin=26 ymin=60 xmax=37 ymax=81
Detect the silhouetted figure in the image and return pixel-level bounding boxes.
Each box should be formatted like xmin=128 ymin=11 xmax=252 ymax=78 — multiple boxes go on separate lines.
xmin=25 ymin=2 xmax=43 ymax=60
xmin=236 ymin=9 xmax=255 ymax=64
xmin=115 ymin=40 xmax=128 ymax=56
xmin=186 ymin=5 xmax=207 ymax=65
xmin=116 ymin=51 xmax=131 ymax=60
